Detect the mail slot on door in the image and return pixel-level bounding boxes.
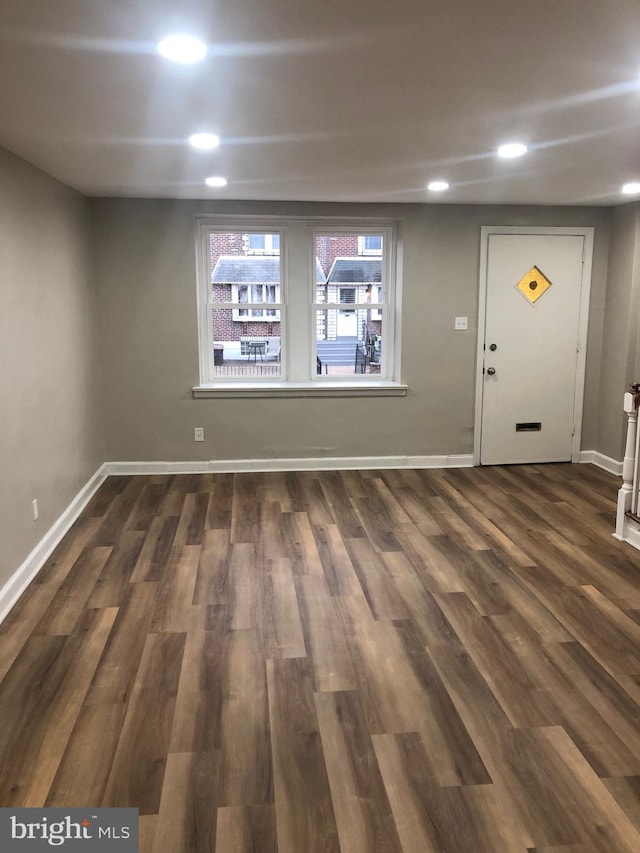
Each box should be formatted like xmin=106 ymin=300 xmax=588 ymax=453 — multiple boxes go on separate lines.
xmin=516 ymin=422 xmax=542 ymax=432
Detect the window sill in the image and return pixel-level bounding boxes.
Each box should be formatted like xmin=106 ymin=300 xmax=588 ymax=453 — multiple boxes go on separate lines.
xmin=192 ymin=381 xmax=408 ymax=399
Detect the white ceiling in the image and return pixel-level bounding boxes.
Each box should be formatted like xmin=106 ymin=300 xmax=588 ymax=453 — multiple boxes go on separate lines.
xmin=1 ymin=0 xmax=640 ymax=205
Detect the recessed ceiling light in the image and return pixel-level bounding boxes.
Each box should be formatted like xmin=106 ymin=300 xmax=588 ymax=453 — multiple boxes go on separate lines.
xmin=622 ymin=181 xmax=640 ymax=195
xmin=497 ymin=142 xmax=528 ymax=159
xmin=428 ymin=180 xmax=450 ymax=192
xmin=157 ymin=35 xmax=207 ymax=64
xmin=189 ymin=133 xmax=220 ymax=150
xmin=205 ymin=176 xmax=227 ymax=187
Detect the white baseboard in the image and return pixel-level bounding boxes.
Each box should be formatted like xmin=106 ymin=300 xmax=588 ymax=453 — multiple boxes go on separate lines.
xmin=105 ymin=460 xmax=211 ymax=475
xmin=0 ymin=464 xmax=109 ymax=626
xmin=617 ymin=517 xmax=640 ymax=550
xmin=105 ymin=454 xmax=474 ymax=476
xmin=578 ymin=450 xmax=622 ymax=476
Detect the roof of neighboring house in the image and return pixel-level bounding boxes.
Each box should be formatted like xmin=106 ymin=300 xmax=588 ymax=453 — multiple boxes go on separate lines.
xmin=326 ymin=257 xmax=382 ymax=283
xmin=212 ymin=255 xmax=325 ymax=284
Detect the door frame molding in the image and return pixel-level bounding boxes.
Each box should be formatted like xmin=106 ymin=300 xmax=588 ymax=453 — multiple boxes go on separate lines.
xmin=473 ymin=226 xmax=595 ymax=466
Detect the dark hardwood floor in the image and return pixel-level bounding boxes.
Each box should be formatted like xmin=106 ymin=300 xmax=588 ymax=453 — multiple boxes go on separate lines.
xmin=1 ymin=463 xmax=640 ymax=852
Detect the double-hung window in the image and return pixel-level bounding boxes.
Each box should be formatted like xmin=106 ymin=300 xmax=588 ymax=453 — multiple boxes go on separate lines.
xmin=194 ymin=217 xmax=404 ymax=396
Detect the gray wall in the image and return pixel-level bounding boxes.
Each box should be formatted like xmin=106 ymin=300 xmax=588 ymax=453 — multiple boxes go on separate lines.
xmin=0 ymin=148 xmax=104 ymax=588
xmin=90 ymin=199 xmax=610 ymax=464
xmin=595 ymin=202 xmax=640 ymax=461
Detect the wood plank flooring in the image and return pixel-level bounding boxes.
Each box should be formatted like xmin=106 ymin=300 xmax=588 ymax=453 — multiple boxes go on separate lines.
xmin=1 ymin=463 xmax=640 ymax=852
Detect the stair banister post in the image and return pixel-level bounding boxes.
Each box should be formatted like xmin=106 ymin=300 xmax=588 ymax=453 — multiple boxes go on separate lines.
xmin=615 ymin=389 xmax=639 ymax=539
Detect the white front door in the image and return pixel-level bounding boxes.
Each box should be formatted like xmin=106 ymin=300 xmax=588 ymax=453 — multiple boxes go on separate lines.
xmin=477 ymin=229 xmax=592 ymax=465
xmin=337 ymin=309 xmax=357 ymax=337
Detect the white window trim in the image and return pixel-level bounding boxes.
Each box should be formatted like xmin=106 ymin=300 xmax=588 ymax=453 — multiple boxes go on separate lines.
xmin=194 ymin=216 xmax=406 ymax=397
xmin=193 ymin=381 xmax=406 ymax=398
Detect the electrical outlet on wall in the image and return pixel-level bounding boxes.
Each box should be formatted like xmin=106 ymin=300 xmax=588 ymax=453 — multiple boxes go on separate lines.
xmin=454 ymin=316 xmax=468 ymax=330
xmin=194 ymin=427 xmax=205 ymax=442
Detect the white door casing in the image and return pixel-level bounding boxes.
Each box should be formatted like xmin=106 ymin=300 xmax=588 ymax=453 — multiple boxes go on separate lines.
xmin=475 ymin=227 xmax=594 ymax=466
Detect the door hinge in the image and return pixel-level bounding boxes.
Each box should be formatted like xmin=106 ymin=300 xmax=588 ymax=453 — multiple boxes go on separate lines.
xmin=571 ymin=423 xmax=576 ymax=436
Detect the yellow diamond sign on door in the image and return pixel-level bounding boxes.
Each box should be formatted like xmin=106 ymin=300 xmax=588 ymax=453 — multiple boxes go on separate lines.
xmin=515 ymin=265 xmax=553 ymax=304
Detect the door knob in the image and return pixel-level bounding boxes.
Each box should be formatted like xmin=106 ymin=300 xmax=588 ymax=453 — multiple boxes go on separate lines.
xmin=486 ymin=367 xmax=496 ymax=375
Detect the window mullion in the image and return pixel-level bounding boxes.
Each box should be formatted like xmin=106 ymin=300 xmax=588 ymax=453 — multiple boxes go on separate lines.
xmin=285 ymin=222 xmax=312 ymax=382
